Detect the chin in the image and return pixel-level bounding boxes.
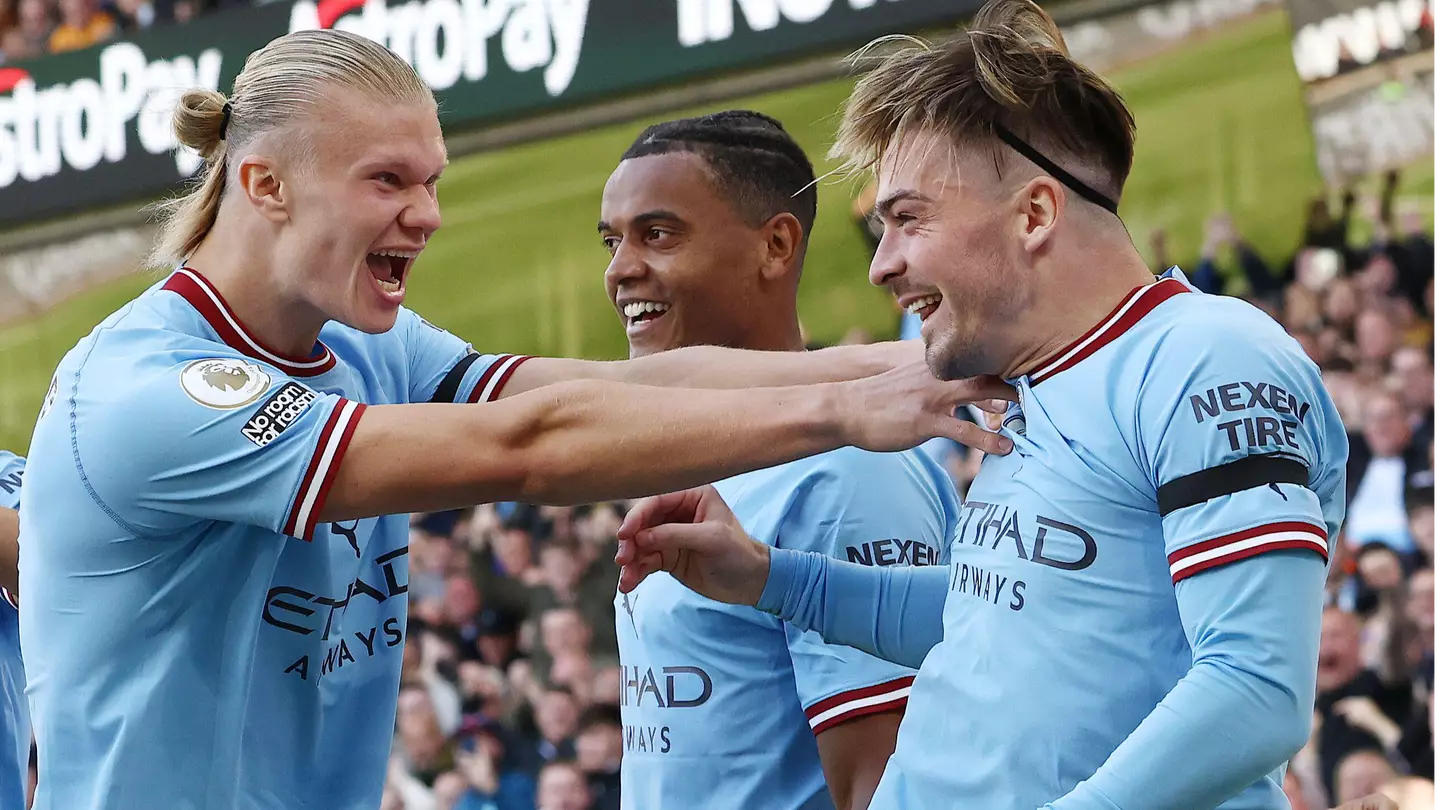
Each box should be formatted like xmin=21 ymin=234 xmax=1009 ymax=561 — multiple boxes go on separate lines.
xmin=348 ymin=307 xmax=402 ymax=335
xmin=926 ymin=329 xmax=987 ymax=381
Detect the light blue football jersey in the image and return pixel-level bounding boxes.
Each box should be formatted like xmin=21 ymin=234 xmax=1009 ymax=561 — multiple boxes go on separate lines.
xmin=862 ymin=268 xmax=1348 ymax=808
xmin=19 ymin=267 xmax=532 ymax=810
xmin=616 ymin=446 xmax=961 ymax=810
xmin=0 ymin=451 xmax=27 ymax=810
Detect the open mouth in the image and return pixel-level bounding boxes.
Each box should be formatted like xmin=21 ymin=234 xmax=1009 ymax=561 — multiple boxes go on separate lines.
xmin=366 ymin=249 xmax=417 ymax=296
xmin=621 ymin=300 xmax=670 ymax=329
xmin=906 ymin=293 xmax=942 ymax=322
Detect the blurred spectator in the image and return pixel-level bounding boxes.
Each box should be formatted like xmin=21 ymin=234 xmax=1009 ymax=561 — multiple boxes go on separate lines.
xmin=475 ymin=608 xmax=522 ymax=670
xmin=1335 ymin=748 xmax=1398 ymax=803
xmin=46 ymin=0 xmax=113 ymax=53
xmin=1316 ymin=608 xmax=1417 ymax=800
xmin=472 ymin=524 xmax=541 ymax=619
xmin=515 ymin=686 xmax=579 ymax=777
xmin=573 ymin=707 xmax=621 ymax=810
xmin=401 ymin=634 xmax=463 ymax=737
xmin=1390 ymin=347 xmax=1434 ymax=460
xmin=535 ymin=760 xmax=592 ymax=810
xmin=5 ymin=0 xmax=53 ymax=62
xmin=1347 ymin=392 xmax=1429 ymax=553
xmin=1192 ymin=212 xmax=1280 ymax=298
xmin=395 ymin=686 xmax=459 ymax=787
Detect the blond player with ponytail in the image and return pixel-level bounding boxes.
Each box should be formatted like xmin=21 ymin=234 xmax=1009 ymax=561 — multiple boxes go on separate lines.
xmin=18 ymin=28 xmax=1012 ymax=810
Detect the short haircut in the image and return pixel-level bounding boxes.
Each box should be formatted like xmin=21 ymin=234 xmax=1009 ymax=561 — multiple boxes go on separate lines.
xmin=577 ymin=704 xmax=622 ymax=732
xmin=833 ymin=0 xmax=1136 ymax=205
xmin=621 ymin=110 xmax=818 ymax=240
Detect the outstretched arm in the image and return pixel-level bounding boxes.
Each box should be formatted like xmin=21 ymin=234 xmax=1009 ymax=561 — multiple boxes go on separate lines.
xmin=615 ymin=488 xmax=951 ymax=669
xmin=497 ymin=341 xmax=923 ymax=396
xmin=760 ymin=549 xmax=948 ymax=669
xmin=324 ymin=365 xmax=1012 ymax=520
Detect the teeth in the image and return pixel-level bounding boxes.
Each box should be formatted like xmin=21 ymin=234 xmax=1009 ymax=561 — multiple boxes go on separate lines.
xmin=373 ymin=250 xmax=419 ymax=259
xmin=376 ymin=277 xmax=401 ymax=293
xmin=906 ymin=294 xmax=942 ymax=315
xmin=622 ymin=301 xmax=670 ymax=319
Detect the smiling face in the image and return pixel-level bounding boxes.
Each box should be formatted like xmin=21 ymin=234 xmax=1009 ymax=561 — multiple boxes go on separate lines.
xmin=599 ymin=152 xmax=777 ymax=358
xmin=868 ymin=130 xmax=1032 ymax=380
xmin=262 ymin=86 xmax=446 ymax=335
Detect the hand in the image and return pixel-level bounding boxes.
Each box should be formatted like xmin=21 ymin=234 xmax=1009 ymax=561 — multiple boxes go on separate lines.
xmin=1330 ymin=792 xmax=1399 ymax=810
xmin=1333 ymin=696 xmax=1402 ymax=746
xmin=615 ymin=485 xmax=770 ymax=602
xmin=838 ymin=361 xmax=1015 ymax=456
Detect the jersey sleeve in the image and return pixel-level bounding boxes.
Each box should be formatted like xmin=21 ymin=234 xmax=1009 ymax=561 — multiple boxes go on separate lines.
xmin=400 ymin=309 xmax=532 ymax=404
xmin=72 ymin=355 xmax=365 ymax=542
xmin=776 ymin=450 xmax=958 ymax=735
xmin=0 ymin=453 xmax=22 ymax=512
xmin=0 ymin=452 xmax=23 ymax=609
xmin=1135 ymin=314 xmax=1347 ymax=585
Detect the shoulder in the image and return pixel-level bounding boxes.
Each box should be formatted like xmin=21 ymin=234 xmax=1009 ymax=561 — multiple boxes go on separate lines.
xmin=1132 ymin=293 xmax=1325 ymax=408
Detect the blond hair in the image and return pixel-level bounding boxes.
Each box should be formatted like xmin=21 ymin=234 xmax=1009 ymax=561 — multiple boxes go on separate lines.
xmin=148 ymin=29 xmax=434 ymax=268
xmin=832 ymin=0 xmax=1136 ymax=199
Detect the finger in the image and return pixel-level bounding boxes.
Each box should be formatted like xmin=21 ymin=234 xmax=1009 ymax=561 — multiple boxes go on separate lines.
xmin=940 ymin=419 xmax=1014 ymax=456
xmin=956 ymin=375 xmax=1019 ymax=404
xmin=975 ymin=398 xmax=1011 ymax=415
xmin=618 ymin=552 xmax=663 ymax=593
xmin=984 ymin=412 xmax=1004 ymax=431
xmin=617 ymin=489 xmax=702 ymax=541
xmin=635 ymin=522 xmax=728 ymax=556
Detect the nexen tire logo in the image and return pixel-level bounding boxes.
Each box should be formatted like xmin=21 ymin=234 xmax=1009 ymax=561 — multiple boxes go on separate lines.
xmin=0 ymin=42 xmax=223 ymax=189
xmin=288 ymin=0 xmax=589 ymax=98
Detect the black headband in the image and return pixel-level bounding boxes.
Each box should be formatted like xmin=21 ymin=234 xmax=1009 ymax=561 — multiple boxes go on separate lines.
xmin=994 ymin=124 xmax=1119 ymax=215
xmin=219 ymin=101 xmax=232 ymax=142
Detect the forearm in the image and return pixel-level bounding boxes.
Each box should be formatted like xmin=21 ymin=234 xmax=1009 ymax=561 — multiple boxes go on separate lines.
xmin=618 ymin=344 xmax=890 ymax=389
xmin=1044 ymin=552 xmax=1323 ymax=810
xmin=325 ymin=379 xmax=846 ymax=520
xmin=0 ymin=507 xmax=14 ymax=598
xmin=758 ymin=549 xmax=949 ymax=668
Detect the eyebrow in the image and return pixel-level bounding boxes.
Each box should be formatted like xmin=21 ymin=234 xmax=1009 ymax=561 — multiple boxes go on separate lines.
xmin=596 ymin=209 xmax=685 ymax=233
xmin=873 ymin=190 xmax=935 ymax=220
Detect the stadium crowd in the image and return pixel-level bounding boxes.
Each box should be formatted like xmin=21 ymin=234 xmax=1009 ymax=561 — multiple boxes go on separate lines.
xmin=0 ymin=0 xmax=228 ymax=63
xmin=367 ymin=170 xmax=1435 ymax=810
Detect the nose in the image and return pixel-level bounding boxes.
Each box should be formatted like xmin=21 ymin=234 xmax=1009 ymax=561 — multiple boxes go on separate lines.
xmin=604 ymin=239 xmax=648 ymax=291
xmin=399 ymin=184 xmax=442 ymax=239
xmin=868 ymin=227 xmax=904 ymax=288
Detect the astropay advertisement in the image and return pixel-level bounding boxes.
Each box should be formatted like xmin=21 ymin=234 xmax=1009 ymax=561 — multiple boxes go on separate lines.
xmin=0 ymin=0 xmax=975 ymax=226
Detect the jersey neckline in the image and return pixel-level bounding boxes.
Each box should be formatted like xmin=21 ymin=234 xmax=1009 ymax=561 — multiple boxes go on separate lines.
xmin=163 ymin=268 xmax=337 ymax=377
xmin=1027 ymin=276 xmax=1190 ymax=386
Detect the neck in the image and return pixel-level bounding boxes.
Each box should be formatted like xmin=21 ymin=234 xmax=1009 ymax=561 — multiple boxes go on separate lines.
xmin=1001 ymin=237 xmax=1157 ymax=380
xmin=186 ymin=214 xmax=327 ymax=357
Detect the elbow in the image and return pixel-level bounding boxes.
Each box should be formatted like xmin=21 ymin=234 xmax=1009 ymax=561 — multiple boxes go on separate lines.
xmin=1229 ymin=661 xmax=1314 ymax=766
xmin=489 ymin=382 xmax=600 ymax=506
xmin=1271 ymin=691 xmax=1313 ymax=763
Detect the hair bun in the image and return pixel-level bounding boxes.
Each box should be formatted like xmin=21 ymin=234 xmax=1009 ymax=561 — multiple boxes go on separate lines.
xmin=172 ymin=89 xmax=230 ymax=160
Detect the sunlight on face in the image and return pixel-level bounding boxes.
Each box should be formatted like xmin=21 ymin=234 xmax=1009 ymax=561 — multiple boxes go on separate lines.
xmin=280 ymin=87 xmax=447 ymax=335
xmin=869 ymin=130 xmax=1020 ymax=380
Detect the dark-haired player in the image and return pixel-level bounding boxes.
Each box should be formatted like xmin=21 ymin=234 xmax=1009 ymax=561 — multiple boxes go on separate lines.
xmin=599 ymin=111 xmax=963 ymax=810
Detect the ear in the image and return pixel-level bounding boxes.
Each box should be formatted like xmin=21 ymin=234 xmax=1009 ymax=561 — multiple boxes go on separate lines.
xmin=1015 ymin=176 xmax=1064 ymax=255
xmin=759 ymin=212 xmax=805 ymax=282
xmin=236 ymin=154 xmax=289 ymax=224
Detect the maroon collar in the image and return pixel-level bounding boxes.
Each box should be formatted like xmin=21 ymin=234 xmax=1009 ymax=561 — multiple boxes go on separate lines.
xmin=1029 ymin=278 xmax=1189 ymax=385
xmin=163 ymin=268 xmax=336 ymax=377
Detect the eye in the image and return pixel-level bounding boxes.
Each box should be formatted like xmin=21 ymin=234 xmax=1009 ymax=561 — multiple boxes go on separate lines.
xmin=601 ymin=235 xmax=620 ymax=255
xmin=374 ymin=172 xmax=403 ymax=188
xmin=646 ymin=227 xmax=678 ymax=248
